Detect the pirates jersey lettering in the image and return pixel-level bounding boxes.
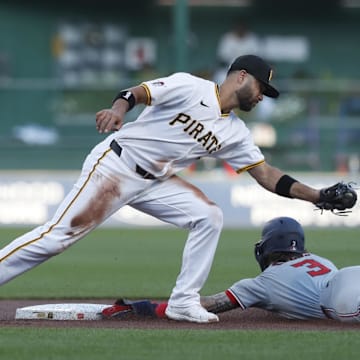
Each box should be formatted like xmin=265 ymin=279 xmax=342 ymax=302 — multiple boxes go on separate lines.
xmin=115 ymin=72 xmax=264 ymax=179
xmin=169 ymin=113 xmax=222 ymax=154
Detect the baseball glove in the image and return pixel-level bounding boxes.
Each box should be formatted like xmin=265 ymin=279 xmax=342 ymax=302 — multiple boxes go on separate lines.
xmin=315 ymin=181 xmax=357 ymax=215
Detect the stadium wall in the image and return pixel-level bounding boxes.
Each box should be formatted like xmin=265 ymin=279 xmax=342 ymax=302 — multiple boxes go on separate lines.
xmin=0 ymin=171 xmax=358 ymax=228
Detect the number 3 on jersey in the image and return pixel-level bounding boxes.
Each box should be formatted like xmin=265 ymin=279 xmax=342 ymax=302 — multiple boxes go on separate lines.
xmin=291 ymin=259 xmax=331 ymax=277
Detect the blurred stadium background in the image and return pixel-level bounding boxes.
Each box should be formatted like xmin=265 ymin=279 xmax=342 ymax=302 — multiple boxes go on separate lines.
xmin=0 ymin=0 xmax=359 ymax=228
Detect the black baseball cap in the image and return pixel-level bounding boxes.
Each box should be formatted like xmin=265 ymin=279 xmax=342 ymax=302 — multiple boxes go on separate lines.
xmin=227 ymin=54 xmax=279 ymax=98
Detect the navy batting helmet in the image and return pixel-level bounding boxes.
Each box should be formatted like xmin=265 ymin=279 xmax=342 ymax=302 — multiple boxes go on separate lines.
xmin=255 ymin=217 xmax=305 ymax=271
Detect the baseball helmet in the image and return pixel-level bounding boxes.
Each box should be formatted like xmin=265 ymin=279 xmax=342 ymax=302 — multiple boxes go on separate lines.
xmin=255 ymin=217 xmax=305 ymax=271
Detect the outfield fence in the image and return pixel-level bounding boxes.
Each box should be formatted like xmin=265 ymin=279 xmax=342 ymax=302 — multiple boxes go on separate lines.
xmin=0 ymin=171 xmax=358 ymax=228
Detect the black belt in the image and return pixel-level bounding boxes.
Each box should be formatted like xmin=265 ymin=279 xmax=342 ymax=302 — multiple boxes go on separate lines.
xmin=110 ymin=140 xmax=156 ymax=180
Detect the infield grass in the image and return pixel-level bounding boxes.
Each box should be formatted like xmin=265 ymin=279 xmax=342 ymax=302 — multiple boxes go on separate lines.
xmin=0 ymin=226 xmax=358 ymax=298
xmin=0 ymin=328 xmax=359 ymax=360
xmin=0 ymin=226 xmax=359 ymax=359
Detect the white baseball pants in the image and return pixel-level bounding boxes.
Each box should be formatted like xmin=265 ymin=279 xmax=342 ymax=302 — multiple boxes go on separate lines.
xmin=0 ymin=137 xmax=223 ymax=308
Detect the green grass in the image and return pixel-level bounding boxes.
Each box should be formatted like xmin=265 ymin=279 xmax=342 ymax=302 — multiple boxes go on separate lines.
xmin=0 ymin=328 xmax=359 ymax=360
xmin=0 ymin=226 xmax=359 ymax=360
xmin=0 ymin=226 xmax=358 ymax=298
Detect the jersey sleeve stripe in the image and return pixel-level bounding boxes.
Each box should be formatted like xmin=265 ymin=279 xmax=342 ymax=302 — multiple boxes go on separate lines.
xmin=226 ymin=289 xmax=246 ymax=310
xmin=140 ymin=83 xmax=152 ymax=105
xmin=0 ymin=148 xmax=113 ymax=263
xmin=236 ymin=159 xmax=265 ymax=174
xmin=321 ymin=306 xmax=360 ymax=320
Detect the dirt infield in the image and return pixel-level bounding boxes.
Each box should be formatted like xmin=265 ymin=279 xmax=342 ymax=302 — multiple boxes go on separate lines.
xmin=1 ymin=299 xmax=359 ymax=330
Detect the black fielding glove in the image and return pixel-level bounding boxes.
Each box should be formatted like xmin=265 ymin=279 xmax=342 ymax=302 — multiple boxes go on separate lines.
xmin=315 ymin=182 xmax=357 ymax=215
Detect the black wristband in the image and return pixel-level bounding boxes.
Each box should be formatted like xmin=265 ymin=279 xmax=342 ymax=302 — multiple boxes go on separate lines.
xmin=275 ymin=175 xmax=298 ymax=198
xmin=112 ymin=90 xmax=136 ymax=111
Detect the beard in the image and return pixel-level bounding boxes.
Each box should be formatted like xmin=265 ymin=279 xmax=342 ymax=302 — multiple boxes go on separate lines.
xmin=235 ymin=87 xmax=255 ymax=112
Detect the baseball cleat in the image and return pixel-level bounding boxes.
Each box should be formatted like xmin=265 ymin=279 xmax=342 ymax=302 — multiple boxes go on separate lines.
xmin=165 ymin=304 xmax=219 ymax=323
xmin=101 ymin=299 xmax=132 ymax=318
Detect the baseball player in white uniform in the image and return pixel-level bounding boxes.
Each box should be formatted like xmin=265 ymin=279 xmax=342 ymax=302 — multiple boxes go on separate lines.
xmin=0 ymin=55 xmax=336 ymax=323
xmin=102 ymin=217 xmax=360 ymax=323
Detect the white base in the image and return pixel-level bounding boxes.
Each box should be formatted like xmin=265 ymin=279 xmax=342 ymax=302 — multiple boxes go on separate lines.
xmin=15 ymin=303 xmax=111 ymax=321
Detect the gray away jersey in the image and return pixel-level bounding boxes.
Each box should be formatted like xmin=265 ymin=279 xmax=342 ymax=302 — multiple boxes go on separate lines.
xmin=228 ymin=253 xmax=338 ymax=319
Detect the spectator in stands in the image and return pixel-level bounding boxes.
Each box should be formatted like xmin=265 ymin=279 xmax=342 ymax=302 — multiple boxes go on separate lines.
xmin=213 ymin=21 xmax=262 ymax=84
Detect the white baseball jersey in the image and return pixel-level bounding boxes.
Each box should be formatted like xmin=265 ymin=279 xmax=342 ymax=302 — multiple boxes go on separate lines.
xmin=228 ymin=253 xmax=338 ymax=320
xmin=115 ymin=72 xmax=264 ymax=179
xmin=0 ymin=72 xmax=264 ymax=310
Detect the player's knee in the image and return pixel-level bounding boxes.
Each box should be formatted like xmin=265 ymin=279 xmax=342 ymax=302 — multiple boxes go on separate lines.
xmin=211 ymin=204 xmax=224 ymax=230
xmin=202 ymin=204 xmax=223 ymax=231
xmin=41 ymin=230 xmax=76 ymax=256
xmin=45 ymin=241 xmax=66 ymax=256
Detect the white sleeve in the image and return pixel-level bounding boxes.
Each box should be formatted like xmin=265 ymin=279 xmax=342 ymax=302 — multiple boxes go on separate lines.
xmin=222 ymin=134 xmax=265 ymax=173
xmin=214 ymin=116 xmax=265 ymax=172
xmin=141 ymin=73 xmax=195 ymax=107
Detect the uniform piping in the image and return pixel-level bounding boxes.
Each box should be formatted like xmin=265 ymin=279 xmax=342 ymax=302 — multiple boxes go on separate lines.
xmin=0 ymin=148 xmax=113 ymax=263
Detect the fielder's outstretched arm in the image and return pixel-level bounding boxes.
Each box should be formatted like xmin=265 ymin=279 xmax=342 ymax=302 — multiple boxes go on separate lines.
xmin=248 ymin=162 xmax=320 ymax=203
